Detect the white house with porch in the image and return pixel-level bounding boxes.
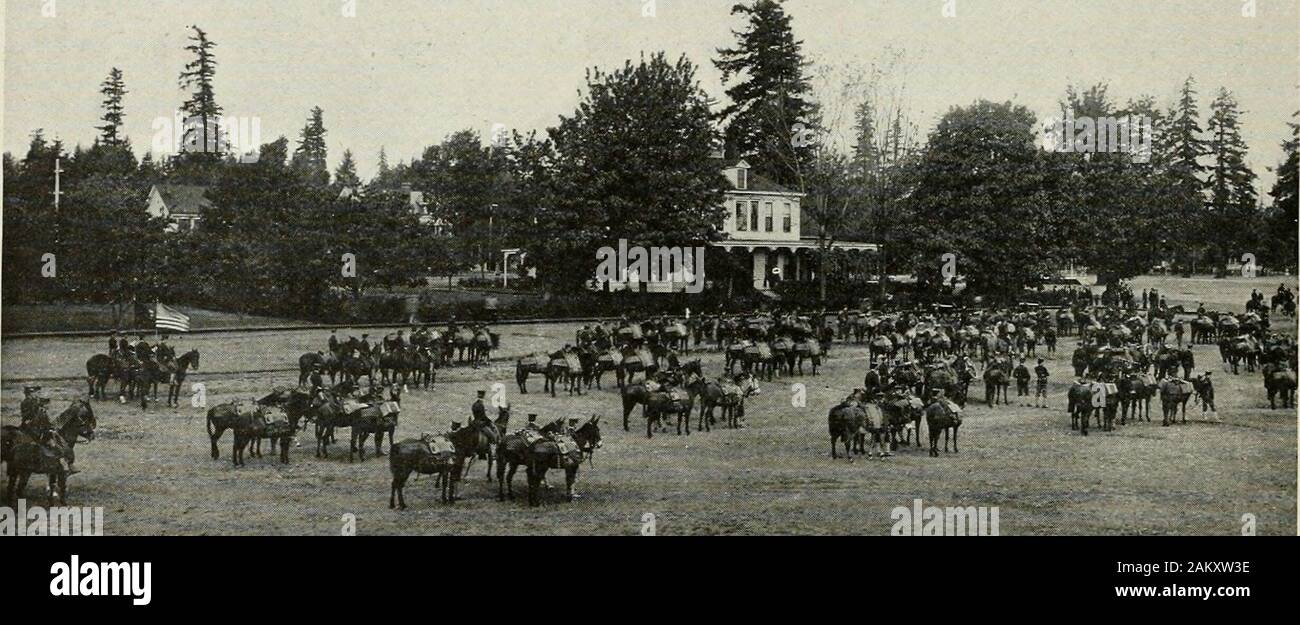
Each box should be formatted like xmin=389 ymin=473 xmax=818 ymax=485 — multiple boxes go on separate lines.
xmin=712 ymin=159 xmax=878 ymax=292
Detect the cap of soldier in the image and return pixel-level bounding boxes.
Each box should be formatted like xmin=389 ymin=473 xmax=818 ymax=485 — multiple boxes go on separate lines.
xmin=450 ymin=421 xmax=462 ymax=429
xmin=1038 ymin=359 xmax=1044 ymax=364
xmin=362 ymin=333 xmax=369 ymax=338
xmin=527 ymin=414 xmax=538 ymax=422
xmin=23 ymin=385 xmax=41 ymax=394
xmin=568 ymin=418 xmax=579 ymax=425
xmin=476 ymin=390 xmax=486 ymax=397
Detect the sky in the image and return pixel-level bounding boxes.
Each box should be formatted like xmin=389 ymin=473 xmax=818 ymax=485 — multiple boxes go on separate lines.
xmin=3 ymin=0 xmax=1297 ymax=192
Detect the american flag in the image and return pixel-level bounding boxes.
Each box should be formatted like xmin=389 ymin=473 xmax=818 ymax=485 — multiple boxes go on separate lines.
xmin=154 ymin=303 xmax=191 ymax=333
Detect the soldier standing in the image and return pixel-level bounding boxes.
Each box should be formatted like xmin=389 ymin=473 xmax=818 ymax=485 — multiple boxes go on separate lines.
xmin=328 ymin=330 xmax=340 ymax=355
xmin=1034 ymin=359 xmax=1050 ymax=408
xmin=109 ymin=330 xmax=122 ymax=356
xmin=1014 ymin=359 xmax=1031 ymax=399
xmin=1196 ymin=371 xmax=1216 ymax=413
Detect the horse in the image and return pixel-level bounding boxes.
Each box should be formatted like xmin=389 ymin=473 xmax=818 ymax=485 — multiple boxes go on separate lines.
xmin=471 ymin=329 xmax=494 ymax=367
xmin=452 ymin=328 xmax=476 ymax=363
xmin=617 ymin=346 xmax=657 ymax=387
xmin=1118 ymin=371 xmax=1156 ymax=424
xmin=460 ymin=406 xmax=509 ymax=482
xmin=3 ymin=400 xmax=96 ymax=504
xmin=515 ymin=354 xmax=549 ymax=394
xmin=496 ymin=417 xmax=602 ymax=506
xmin=348 ymin=400 xmax=400 ymax=462
xmin=163 ymin=349 xmax=200 ymax=408
xmin=583 ymin=347 xmax=621 ymax=390
xmin=827 ymin=399 xmax=865 ymax=461
xmin=1067 ymin=381 xmax=1095 ymax=435
xmin=206 ymin=401 xmax=291 ymax=466
xmin=545 ymin=351 xmax=583 ymax=397
xmin=388 ymin=425 xmax=479 ymax=509
xmin=880 ymin=389 xmax=925 ymax=448
xmin=695 ymin=373 xmax=761 ymax=431
xmin=85 ymin=354 xmax=119 ymax=400
xmin=792 ymin=338 xmax=822 ymax=375
xmin=982 ymin=360 xmax=1011 ymax=407
xmin=1159 ymin=378 xmax=1194 ymax=426
xmin=644 ymin=381 xmax=695 ymax=437
xmin=1263 ymin=364 xmax=1297 ymax=409
xmin=232 ymin=407 xmax=295 ymax=466
xmin=923 ymin=396 xmax=962 ymax=457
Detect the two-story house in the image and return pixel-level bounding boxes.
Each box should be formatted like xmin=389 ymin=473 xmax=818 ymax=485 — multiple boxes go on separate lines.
xmin=712 ymin=159 xmax=878 ymax=292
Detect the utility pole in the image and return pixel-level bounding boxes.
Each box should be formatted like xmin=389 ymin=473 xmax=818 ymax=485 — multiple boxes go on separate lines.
xmin=53 ymin=156 xmax=64 ymax=261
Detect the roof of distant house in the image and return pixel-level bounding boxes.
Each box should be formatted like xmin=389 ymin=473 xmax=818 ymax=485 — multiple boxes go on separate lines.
xmin=152 ymin=184 xmax=211 ymax=217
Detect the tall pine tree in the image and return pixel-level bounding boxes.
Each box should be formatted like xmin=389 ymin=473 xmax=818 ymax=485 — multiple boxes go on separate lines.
xmin=291 ymin=106 xmax=329 ymax=186
xmin=97 ymin=67 xmax=129 ymax=147
xmin=1264 ymin=112 xmax=1298 ymax=271
xmin=714 ymin=0 xmax=816 ymax=185
xmin=178 ymin=25 xmax=222 ymax=158
xmin=1206 ymin=87 xmax=1258 ymax=273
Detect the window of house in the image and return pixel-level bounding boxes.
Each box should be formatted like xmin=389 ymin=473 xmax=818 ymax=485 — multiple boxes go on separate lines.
xmin=764 ymin=202 xmax=774 ymax=232
xmin=783 ymin=203 xmax=792 ymax=233
xmin=737 ymin=168 xmax=748 ymax=190
xmin=750 ymin=202 xmax=759 ymax=231
xmin=736 ymin=202 xmax=747 ymax=231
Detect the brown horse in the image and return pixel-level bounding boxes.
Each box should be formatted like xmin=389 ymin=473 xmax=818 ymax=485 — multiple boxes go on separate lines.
xmin=828 ymin=397 xmax=866 ymax=461
xmin=496 ymin=417 xmax=602 ymax=505
xmin=1159 ymin=378 xmax=1194 ymax=426
xmin=3 ymin=400 xmax=96 ymax=504
xmin=1263 ymin=364 xmax=1297 ymax=409
xmin=923 ymin=397 xmax=962 ymax=457
xmin=461 ymin=407 xmax=509 ymax=482
xmin=388 ymin=425 xmax=479 ymax=509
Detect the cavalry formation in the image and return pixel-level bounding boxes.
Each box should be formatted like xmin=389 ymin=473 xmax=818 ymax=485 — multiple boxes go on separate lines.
xmin=7 ymin=285 xmax=1296 ymax=510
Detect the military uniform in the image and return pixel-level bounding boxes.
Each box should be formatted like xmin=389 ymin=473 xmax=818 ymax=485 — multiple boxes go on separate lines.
xmin=1014 ymin=362 xmax=1031 ymax=397
xmin=1034 ymin=361 xmax=1049 ymax=403
xmin=471 ymin=392 xmax=489 ymax=428
xmin=135 ymin=337 xmax=152 ymax=361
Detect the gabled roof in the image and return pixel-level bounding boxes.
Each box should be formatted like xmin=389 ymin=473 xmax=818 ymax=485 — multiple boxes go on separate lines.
xmin=153 ymin=184 xmax=211 ymax=217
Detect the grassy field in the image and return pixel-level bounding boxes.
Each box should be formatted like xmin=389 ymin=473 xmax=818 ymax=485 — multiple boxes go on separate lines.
xmin=0 ymin=276 xmax=1295 ymax=535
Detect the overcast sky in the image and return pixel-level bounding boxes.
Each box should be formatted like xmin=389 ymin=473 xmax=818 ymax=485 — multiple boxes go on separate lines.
xmin=3 ymin=0 xmax=1297 ymax=191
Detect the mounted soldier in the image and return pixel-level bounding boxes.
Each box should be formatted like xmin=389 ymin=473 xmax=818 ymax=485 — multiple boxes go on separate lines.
xmin=471 ymin=389 xmax=490 ymax=429
xmin=358 ymin=333 xmax=372 ymax=357
xmin=134 ymin=334 xmax=153 ymax=362
xmin=20 ymin=385 xmax=75 ymax=474
xmin=328 ymin=330 xmax=340 ymax=356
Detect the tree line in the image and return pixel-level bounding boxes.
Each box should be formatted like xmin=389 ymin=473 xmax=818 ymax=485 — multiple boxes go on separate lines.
xmin=4 ymin=3 xmax=1296 ymax=325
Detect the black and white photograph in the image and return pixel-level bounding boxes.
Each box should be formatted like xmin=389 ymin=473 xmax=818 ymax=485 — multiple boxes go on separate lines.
xmin=1 ymin=0 xmax=1296 ymax=553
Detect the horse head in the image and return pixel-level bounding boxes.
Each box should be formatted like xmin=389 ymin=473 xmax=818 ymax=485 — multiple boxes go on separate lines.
xmin=575 ymin=415 xmax=603 ymax=453
xmin=58 ymin=400 xmax=97 ymax=442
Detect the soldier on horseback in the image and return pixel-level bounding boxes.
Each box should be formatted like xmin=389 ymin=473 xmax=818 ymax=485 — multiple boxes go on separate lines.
xmin=328 ymin=330 xmax=340 ymax=355
xmin=358 ymin=333 xmax=372 ymax=357
xmin=20 ymin=386 xmax=76 ymax=474
xmin=134 ymin=334 xmax=152 ymax=361
xmin=471 ymin=390 xmax=490 ymax=429
xmin=108 ymin=330 xmax=123 ymax=357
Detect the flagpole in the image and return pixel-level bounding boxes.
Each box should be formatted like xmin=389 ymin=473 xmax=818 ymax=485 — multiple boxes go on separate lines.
xmin=154 ymin=301 xmax=161 ymax=342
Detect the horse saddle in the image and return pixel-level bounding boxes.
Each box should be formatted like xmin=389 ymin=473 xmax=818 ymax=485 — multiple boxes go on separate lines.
xmin=380 ymin=401 xmax=401 ymax=417
xmin=418 ymin=434 xmax=457 ymax=459
xmin=860 ymin=404 xmax=885 ymax=430
xmin=940 ymin=399 xmax=963 ymax=417
xmin=519 ymin=354 xmax=545 ymax=368
xmin=342 ymin=399 xmax=370 ymax=415
xmin=513 ymin=429 xmax=547 ymax=447
xmin=597 ymin=350 xmax=620 ymax=365
xmin=746 ymin=344 xmax=773 ymax=359
xmin=563 ymin=353 xmax=582 ymax=371
xmin=664 ymin=387 xmax=690 ymax=404
xmin=550 ymin=434 xmax=579 ymax=457
xmin=549 ymin=357 xmax=569 ymax=369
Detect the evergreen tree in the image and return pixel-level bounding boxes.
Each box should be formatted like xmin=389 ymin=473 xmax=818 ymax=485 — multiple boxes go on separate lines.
xmin=96 ymin=67 xmax=129 ymax=147
xmin=333 ymin=149 xmax=361 ymax=191
xmin=1205 ymin=87 xmax=1258 ymax=272
xmin=714 ymin=0 xmax=817 ymax=185
xmin=178 ymin=25 xmax=222 ymax=158
xmin=1264 ymin=112 xmax=1298 ymax=271
xmin=292 ymin=106 xmax=330 ymax=186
